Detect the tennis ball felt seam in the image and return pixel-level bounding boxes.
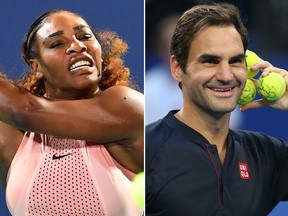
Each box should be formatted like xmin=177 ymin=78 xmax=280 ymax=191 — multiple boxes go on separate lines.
xmin=257 ymin=72 xmax=286 ymax=101
xmin=237 ymin=79 xmax=256 ymax=105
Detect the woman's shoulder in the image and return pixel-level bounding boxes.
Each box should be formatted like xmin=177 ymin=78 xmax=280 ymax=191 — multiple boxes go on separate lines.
xmin=98 ymin=86 xmax=143 ymax=109
xmin=101 ymin=85 xmax=143 ymax=97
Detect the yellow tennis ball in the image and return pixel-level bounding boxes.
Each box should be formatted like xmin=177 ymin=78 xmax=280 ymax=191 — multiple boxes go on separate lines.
xmin=257 ymin=72 xmax=286 ymax=101
xmin=246 ymin=50 xmax=261 ymax=78
xmin=131 ymin=172 xmax=144 ymax=209
xmin=237 ymin=79 xmax=256 ymax=105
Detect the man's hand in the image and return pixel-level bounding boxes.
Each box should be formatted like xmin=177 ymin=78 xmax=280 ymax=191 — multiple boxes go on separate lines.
xmin=240 ymin=61 xmax=288 ymax=111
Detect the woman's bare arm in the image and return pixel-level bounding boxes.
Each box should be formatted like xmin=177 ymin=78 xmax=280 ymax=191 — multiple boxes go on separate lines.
xmin=0 ymin=78 xmax=143 ymax=143
xmin=0 ymin=78 xmax=144 ymax=172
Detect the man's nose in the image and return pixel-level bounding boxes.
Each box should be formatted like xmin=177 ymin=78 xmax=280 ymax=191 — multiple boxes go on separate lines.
xmin=216 ymin=62 xmax=234 ymax=82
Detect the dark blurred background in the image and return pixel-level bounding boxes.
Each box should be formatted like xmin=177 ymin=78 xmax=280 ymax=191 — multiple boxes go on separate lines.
xmin=146 ymin=0 xmax=288 ymax=215
xmin=0 ymin=1 xmax=143 ymax=215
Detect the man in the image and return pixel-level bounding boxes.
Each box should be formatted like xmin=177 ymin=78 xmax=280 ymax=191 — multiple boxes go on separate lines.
xmin=145 ymin=3 xmax=288 ymax=216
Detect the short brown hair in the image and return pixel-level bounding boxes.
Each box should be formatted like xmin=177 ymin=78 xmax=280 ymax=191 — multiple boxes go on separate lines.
xmin=170 ymin=3 xmax=248 ymax=72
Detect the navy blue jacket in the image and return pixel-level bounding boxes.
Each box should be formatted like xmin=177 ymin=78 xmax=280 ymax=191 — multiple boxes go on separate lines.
xmin=146 ymin=111 xmax=288 ymax=216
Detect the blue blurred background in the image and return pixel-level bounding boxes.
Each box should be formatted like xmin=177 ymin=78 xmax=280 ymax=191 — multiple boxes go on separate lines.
xmin=0 ymin=1 xmax=143 ymax=215
xmin=146 ymin=0 xmax=288 ymax=215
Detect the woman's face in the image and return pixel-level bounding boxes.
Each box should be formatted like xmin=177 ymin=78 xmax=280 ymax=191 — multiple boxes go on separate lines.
xmin=31 ymin=11 xmax=102 ymax=99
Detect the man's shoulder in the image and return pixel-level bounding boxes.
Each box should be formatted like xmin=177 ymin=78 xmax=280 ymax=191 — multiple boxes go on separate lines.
xmin=230 ymin=129 xmax=286 ymax=149
xmin=231 ymin=129 xmax=280 ymax=140
xmin=146 ymin=118 xmax=172 ymax=147
xmin=145 ymin=115 xmax=175 ymax=163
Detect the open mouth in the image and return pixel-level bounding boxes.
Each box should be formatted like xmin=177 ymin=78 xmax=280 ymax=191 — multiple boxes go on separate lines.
xmin=212 ymin=87 xmax=234 ymax=92
xmin=69 ymin=60 xmax=92 ymax=72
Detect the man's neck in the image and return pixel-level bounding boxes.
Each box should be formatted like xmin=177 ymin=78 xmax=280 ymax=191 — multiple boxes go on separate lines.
xmin=175 ymin=108 xmax=230 ymax=164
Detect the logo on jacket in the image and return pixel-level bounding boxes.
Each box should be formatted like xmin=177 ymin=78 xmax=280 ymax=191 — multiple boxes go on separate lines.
xmin=238 ymin=162 xmax=250 ymax=180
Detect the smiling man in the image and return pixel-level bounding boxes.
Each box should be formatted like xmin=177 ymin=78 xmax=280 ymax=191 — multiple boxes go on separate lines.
xmin=145 ymin=3 xmax=288 ymax=216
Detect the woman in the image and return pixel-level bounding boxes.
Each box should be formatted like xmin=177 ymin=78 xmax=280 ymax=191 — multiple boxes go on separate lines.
xmin=0 ymin=9 xmax=143 ymax=216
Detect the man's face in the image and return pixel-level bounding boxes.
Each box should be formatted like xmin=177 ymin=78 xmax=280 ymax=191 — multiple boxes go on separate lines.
xmin=177 ymin=25 xmax=247 ymax=115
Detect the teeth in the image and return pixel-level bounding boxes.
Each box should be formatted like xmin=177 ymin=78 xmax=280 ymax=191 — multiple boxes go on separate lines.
xmin=214 ymin=88 xmax=232 ymax=92
xmin=70 ymin=60 xmax=91 ymax=71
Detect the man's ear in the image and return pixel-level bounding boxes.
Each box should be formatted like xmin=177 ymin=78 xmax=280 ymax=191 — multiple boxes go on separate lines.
xmin=170 ymin=55 xmax=183 ymax=83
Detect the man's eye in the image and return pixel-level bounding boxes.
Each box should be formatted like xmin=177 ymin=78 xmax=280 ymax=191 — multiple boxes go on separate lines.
xmin=202 ymin=59 xmax=218 ymax=64
xmin=230 ymin=59 xmax=244 ymax=64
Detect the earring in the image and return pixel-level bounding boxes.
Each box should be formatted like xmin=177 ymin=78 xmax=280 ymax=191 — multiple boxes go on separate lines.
xmin=35 ymin=71 xmax=43 ymax=79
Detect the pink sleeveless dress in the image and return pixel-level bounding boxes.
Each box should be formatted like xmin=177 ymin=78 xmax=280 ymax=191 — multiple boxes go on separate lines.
xmin=6 ymin=132 xmax=141 ymax=216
